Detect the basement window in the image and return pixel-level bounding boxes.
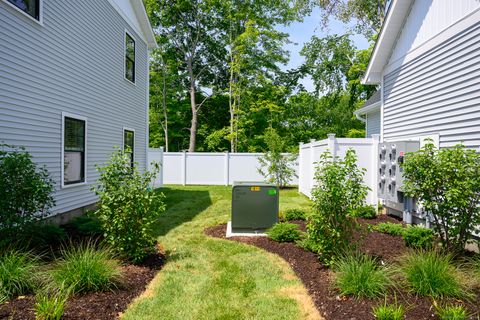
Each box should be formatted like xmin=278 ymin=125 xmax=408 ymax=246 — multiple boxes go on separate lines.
xmin=123 ymin=128 xmax=135 ymax=168
xmin=6 ymin=0 xmax=40 ymax=21
xmin=62 ymin=114 xmax=87 ymax=187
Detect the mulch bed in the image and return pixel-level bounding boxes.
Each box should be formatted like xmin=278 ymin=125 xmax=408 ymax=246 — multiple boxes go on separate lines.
xmin=205 ymin=215 xmax=480 ymax=320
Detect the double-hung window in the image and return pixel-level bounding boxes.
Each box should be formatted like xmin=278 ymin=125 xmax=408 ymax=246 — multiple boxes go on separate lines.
xmin=6 ymin=0 xmax=41 ymax=21
xmin=62 ymin=114 xmax=86 ymax=187
xmin=123 ymin=129 xmax=135 ymax=168
xmin=125 ymin=32 xmax=135 ymax=83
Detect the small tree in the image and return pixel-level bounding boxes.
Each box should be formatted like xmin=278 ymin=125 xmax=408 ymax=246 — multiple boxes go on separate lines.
xmin=258 ymin=128 xmax=297 ymax=188
xmin=92 ymin=149 xmax=165 ymax=263
xmin=0 ymin=144 xmax=55 ymax=239
xmin=306 ymin=149 xmax=369 ymax=265
xmin=402 ymin=142 xmax=480 ymax=253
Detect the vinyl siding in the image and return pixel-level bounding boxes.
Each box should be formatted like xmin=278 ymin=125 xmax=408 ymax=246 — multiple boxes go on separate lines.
xmin=0 ymin=1 xmax=149 ymax=214
xmin=383 ymin=21 xmax=480 ymax=149
xmin=366 ymin=110 xmax=381 ymax=137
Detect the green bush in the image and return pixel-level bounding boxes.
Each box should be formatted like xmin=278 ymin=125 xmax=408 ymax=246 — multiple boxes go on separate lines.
xmin=399 ymin=251 xmax=464 ymax=298
xmin=349 ymin=205 xmax=376 ymax=219
xmin=66 ymin=216 xmax=103 ymax=236
xmin=284 ymin=209 xmax=306 ymax=221
xmin=49 ymin=243 xmax=123 ymax=294
xmin=0 ymin=250 xmax=39 ymax=300
xmin=402 ymin=226 xmax=434 ymax=249
xmin=333 ymin=253 xmax=391 ymax=298
xmin=20 ymin=223 xmax=67 ymax=248
xmin=0 ymin=144 xmax=55 ymax=240
xmin=372 ymin=300 xmax=404 ymax=320
xmin=435 ymin=304 xmax=468 ymax=320
xmin=267 ymin=223 xmax=302 ymax=243
xmin=402 ymin=142 xmax=480 ymax=253
xmin=92 ymin=149 xmax=165 ymax=262
xmin=373 ymin=222 xmax=404 ymax=236
xmin=306 ymin=150 xmax=369 ymax=265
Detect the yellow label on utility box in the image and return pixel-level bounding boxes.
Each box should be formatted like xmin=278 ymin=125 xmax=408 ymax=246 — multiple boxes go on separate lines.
xmin=250 ymin=186 xmax=261 ymax=192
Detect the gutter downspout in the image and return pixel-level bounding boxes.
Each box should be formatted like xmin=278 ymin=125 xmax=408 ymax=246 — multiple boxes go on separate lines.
xmin=355 ymin=113 xmax=366 ymax=123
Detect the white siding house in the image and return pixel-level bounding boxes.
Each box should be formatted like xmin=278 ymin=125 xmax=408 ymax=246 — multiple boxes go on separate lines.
xmin=363 ymin=0 xmax=480 ymax=148
xmin=0 ymin=0 xmax=156 ymax=219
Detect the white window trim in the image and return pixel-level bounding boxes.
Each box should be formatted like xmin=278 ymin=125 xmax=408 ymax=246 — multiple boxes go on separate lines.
xmin=124 ymin=29 xmax=136 ymax=86
xmin=122 ymin=126 xmax=135 ymax=164
xmin=61 ymin=112 xmax=87 ymax=189
xmin=2 ymin=0 xmax=44 ymax=25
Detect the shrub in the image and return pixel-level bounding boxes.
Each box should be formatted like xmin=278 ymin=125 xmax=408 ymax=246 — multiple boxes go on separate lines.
xmin=92 ymin=149 xmax=165 ymax=262
xmin=402 ymin=226 xmax=434 ymax=249
xmin=402 ymin=142 xmax=480 ymax=253
xmin=0 ymin=144 xmax=55 ymax=240
xmin=435 ymin=304 xmax=468 ymax=320
xmin=399 ymin=251 xmax=464 ymax=298
xmin=34 ymin=286 xmax=70 ymax=320
xmin=20 ymin=223 xmax=67 ymax=248
xmin=333 ymin=253 xmax=391 ymax=298
xmin=66 ymin=216 xmax=103 ymax=236
xmin=374 ymin=222 xmax=405 ymax=236
xmin=0 ymin=250 xmax=39 ymax=299
xmin=372 ymin=300 xmax=404 ymax=320
xmin=257 ymin=128 xmax=297 ymax=188
xmin=306 ymin=149 xmax=369 ymax=265
xmin=267 ymin=223 xmax=302 ymax=243
xmin=284 ymin=209 xmax=306 ymax=221
xmin=49 ymin=243 xmax=123 ymax=294
xmin=349 ymin=205 xmax=377 ymax=219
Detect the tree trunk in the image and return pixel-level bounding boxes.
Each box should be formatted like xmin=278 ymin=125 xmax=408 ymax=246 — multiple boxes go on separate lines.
xmin=188 ymin=60 xmax=197 ymax=152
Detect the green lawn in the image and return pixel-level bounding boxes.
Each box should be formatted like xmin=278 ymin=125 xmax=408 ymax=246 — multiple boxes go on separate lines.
xmin=121 ymin=185 xmax=320 ymax=320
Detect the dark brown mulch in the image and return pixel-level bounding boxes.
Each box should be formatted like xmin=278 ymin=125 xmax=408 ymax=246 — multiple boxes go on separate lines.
xmin=0 ymin=254 xmax=164 ymax=320
xmin=205 ymin=216 xmax=480 ymax=320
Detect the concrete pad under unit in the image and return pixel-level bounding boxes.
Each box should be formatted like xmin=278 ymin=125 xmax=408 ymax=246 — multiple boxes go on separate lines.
xmin=225 ymin=221 xmax=267 ymax=238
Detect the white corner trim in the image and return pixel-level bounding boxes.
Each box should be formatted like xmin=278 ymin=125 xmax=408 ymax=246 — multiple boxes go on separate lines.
xmin=2 ymin=0 xmax=44 ymax=25
xmin=61 ymin=112 xmax=88 ymax=189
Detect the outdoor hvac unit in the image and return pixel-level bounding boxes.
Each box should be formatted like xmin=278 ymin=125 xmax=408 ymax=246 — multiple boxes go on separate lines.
xmin=378 ymin=141 xmax=420 ymax=220
xmin=231 ymin=182 xmax=279 ymax=232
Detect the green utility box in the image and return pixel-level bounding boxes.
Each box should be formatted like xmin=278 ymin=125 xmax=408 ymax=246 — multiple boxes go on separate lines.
xmin=231 ymin=182 xmax=279 ymax=232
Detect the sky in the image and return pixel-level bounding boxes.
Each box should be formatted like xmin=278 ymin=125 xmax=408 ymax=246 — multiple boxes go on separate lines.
xmin=277 ymin=8 xmax=370 ymax=92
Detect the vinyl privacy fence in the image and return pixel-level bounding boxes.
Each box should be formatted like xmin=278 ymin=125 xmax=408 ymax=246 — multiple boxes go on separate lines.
xmin=298 ymin=134 xmax=380 ymax=205
xmin=151 ymin=151 xmax=299 ymax=186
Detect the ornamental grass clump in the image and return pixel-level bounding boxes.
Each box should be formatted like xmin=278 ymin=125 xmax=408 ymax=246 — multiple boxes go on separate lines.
xmin=333 ymin=253 xmax=391 ymax=298
xmin=435 ymin=304 xmax=468 ymax=320
xmin=92 ymin=149 xmax=165 ymax=263
xmin=399 ymin=251 xmax=464 ymax=298
xmin=306 ymin=149 xmax=369 ymax=265
xmin=0 ymin=249 xmax=40 ymax=300
xmin=372 ymin=299 xmax=404 ymax=320
xmin=49 ymin=242 xmax=123 ymax=294
xmin=34 ymin=285 xmax=71 ymax=320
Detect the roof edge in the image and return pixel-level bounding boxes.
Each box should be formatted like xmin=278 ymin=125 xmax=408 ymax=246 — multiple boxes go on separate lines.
xmin=362 ymin=0 xmax=414 ymax=84
xmin=354 ymin=101 xmax=381 ymax=116
xmin=131 ymin=0 xmax=157 ymax=49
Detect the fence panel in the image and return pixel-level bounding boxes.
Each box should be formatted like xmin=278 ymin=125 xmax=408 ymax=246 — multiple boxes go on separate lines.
xmin=147 ymin=148 xmax=164 ymax=187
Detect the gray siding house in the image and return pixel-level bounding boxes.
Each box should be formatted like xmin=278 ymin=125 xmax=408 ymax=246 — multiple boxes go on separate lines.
xmin=0 ymin=0 xmax=156 ymax=219
xmin=354 ymin=90 xmax=381 ymax=138
xmin=362 ymin=0 xmax=480 ymax=149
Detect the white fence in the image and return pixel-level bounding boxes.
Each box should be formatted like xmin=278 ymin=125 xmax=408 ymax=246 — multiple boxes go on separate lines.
xmin=147 ymin=148 xmax=164 ymax=187
xmin=299 ymin=134 xmax=380 ymax=205
xmin=155 ymin=151 xmax=298 ymax=186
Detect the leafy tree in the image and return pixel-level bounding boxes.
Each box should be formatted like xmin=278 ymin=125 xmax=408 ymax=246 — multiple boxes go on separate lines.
xmin=258 ymin=128 xmax=297 ymax=188
xmin=402 ymin=142 xmax=480 ymax=253
xmin=0 ymin=144 xmax=55 ymax=240
xmin=305 ymin=149 xmax=369 ymax=265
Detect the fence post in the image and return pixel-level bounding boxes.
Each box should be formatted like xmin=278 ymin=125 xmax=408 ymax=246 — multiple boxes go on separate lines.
xmin=327 ymin=133 xmax=336 ymax=159
xmin=159 ymin=147 xmax=164 ymax=187
xmin=224 ymin=151 xmax=229 ymax=186
xmin=298 ymin=142 xmax=303 ymax=193
xmin=309 ymin=139 xmax=316 ymax=197
xmin=182 ymin=151 xmax=186 ymax=186
xmin=371 ymin=134 xmax=380 ymax=207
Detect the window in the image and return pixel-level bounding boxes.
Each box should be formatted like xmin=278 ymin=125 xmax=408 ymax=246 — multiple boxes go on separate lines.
xmin=63 ymin=115 xmax=86 ymax=186
xmin=6 ymin=0 xmax=40 ymax=20
xmin=123 ymin=129 xmax=134 ymax=167
xmin=125 ymin=32 xmax=135 ymax=83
